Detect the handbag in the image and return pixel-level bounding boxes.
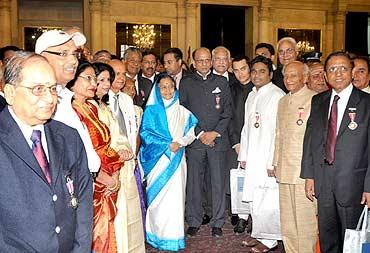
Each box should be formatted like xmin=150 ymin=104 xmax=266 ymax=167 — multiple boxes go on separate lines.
xmin=230 ymin=166 xmax=250 ymax=215
xmin=343 ymin=206 xmax=370 ymax=253
xmin=251 ymin=178 xmax=281 ymax=240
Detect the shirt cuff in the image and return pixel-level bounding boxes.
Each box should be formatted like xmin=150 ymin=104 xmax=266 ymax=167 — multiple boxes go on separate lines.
xmin=196 ymin=131 xmax=205 ymax=139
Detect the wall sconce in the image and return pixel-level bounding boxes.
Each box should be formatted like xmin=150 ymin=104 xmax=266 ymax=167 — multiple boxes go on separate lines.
xmin=297 ymin=41 xmax=315 ymax=53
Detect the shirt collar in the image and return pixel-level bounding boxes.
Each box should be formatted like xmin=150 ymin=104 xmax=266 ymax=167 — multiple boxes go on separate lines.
xmin=212 ymin=69 xmax=229 ymax=81
xmin=331 ymin=83 xmax=353 ymax=99
xmin=289 ymin=84 xmax=309 ymax=97
xmin=196 ymin=70 xmax=211 ymax=80
xmin=8 ymin=106 xmax=45 ymax=148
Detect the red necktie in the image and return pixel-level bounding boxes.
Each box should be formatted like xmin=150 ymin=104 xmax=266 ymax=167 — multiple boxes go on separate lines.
xmin=325 ymin=95 xmax=340 ymax=164
xmin=31 ymin=130 xmax=52 ymax=184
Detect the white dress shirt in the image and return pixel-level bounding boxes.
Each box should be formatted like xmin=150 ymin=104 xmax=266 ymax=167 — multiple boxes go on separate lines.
xmin=8 ymin=107 xmax=49 ymax=161
xmin=329 ymin=84 xmax=353 ymax=134
xmin=53 ymin=86 xmax=101 ymax=172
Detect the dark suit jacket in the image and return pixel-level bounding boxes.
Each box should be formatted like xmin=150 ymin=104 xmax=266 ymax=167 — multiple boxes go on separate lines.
xmin=301 ymin=87 xmax=370 ymax=206
xmin=0 ymin=108 xmax=93 ymax=253
xmin=179 ymin=72 xmax=232 ymax=151
xmin=0 ymin=95 xmax=6 ymax=112
xmin=135 ymin=75 xmax=153 ymax=108
xmin=272 ymin=67 xmax=288 ymax=93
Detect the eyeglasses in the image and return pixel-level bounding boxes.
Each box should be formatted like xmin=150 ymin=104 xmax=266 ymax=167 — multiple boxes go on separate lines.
xmin=195 ymin=58 xmax=211 ymax=64
xmin=44 ymin=50 xmax=81 ymax=59
xmin=79 ymin=75 xmax=97 ymax=83
xmin=278 ymin=48 xmax=295 ymax=56
xmin=17 ymin=84 xmax=58 ymax=96
xmin=128 ymin=59 xmax=141 ymax=65
xmin=327 ymin=66 xmax=351 ymax=74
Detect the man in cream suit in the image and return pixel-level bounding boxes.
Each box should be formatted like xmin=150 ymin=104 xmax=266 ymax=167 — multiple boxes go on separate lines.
xmin=273 ymin=61 xmax=317 ymax=253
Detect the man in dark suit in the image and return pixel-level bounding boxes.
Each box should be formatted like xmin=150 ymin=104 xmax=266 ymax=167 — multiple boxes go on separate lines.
xmin=0 ymin=51 xmax=93 ymax=252
xmin=0 ymin=95 xmax=6 ymax=111
xmin=180 ymin=47 xmax=232 ymax=238
xmin=301 ymin=51 xmax=370 ymax=253
xmin=163 ymin=47 xmax=191 ymax=90
xmin=123 ymin=47 xmax=152 ymax=108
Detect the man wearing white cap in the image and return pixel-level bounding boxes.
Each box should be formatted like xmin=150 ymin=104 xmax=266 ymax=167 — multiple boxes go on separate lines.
xmin=35 ymin=30 xmax=101 ymax=173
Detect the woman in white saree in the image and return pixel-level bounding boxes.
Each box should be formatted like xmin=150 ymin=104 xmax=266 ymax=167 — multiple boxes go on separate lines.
xmin=139 ymin=74 xmax=198 ymax=251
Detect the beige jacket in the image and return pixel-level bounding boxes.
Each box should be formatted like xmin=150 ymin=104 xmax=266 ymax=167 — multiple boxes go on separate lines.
xmin=273 ymin=85 xmax=316 ymax=184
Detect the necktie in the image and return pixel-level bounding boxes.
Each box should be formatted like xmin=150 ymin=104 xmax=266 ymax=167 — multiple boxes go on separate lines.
xmin=113 ymin=94 xmax=128 ymax=136
xmin=325 ymin=95 xmax=340 ymax=164
xmin=31 ymin=130 xmax=51 ymax=184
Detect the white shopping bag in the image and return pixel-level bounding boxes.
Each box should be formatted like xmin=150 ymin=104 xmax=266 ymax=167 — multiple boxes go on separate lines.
xmin=251 ymin=178 xmax=281 ymax=240
xmin=230 ymin=167 xmax=250 ymax=215
xmin=343 ymin=206 xmax=370 ymax=253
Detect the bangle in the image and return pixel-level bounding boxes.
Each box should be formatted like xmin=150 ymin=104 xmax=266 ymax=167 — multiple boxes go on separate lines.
xmin=107 ymin=178 xmax=120 ymax=192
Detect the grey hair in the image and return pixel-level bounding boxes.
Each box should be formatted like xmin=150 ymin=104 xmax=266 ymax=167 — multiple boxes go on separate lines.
xmin=5 ymin=50 xmax=45 ymax=85
xmin=123 ymin=47 xmax=142 ymax=61
xmin=282 ymin=61 xmax=309 ymax=77
xmin=212 ymin=46 xmax=231 ymax=60
xmin=277 ymin=37 xmax=297 ymax=51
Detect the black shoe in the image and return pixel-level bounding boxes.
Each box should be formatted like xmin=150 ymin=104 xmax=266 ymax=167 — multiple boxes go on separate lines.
xmin=231 ymin=214 xmax=239 ymax=226
xmin=202 ymin=214 xmax=211 ymax=225
xmin=211 ymin=227 xmax=223 ymax=238
xmin=246 ymin=215 xmax=253 ymax=233
xmin=233 ymin=218 xmax=247 ymax=234
xmin=186 ymin=227 xmax=199 ymax=237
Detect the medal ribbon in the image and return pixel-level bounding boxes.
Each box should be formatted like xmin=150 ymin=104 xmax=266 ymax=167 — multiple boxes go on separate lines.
xmin=349 ymin=112 xmax=356 ymax=123
xmin=255 ymin=112 xmax=260 ymax=124
xmin=66 ymin=177 xmax=74 ymax=196
xmin=298 ymin=107 xmax=304 ymax=121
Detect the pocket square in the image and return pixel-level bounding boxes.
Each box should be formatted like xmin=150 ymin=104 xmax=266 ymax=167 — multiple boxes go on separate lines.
xmin=212 ymin=87 xmax=221 ymax=93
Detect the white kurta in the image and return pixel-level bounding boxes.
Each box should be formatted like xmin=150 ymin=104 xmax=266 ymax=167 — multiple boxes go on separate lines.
xmin=238 ymin=82 xmax=285 ymax=244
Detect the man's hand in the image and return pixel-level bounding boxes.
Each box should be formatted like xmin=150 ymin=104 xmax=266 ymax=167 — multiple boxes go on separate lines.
xmin=239 ymin=161 xmax=246 ymax=169
xmin=361 ymin=192 xmax=370 ymax=208
xmin=267 ymin=169 xmax=275 ymax=177
xmin=170 ymin=142 xmax=181 ymax=153
xmin=199 ymin=131 xmax=218 ymax=147
xmin=234 ymin=143 xmax=240 ymax=155
xmin=118 ymin=149 xmax=134 ymax=161
xmin=305 ymin=179 xmax=315 ymax=201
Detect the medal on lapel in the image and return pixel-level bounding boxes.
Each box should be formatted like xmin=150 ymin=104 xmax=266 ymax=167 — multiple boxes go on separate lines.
xmin=296 ymin=107 xmax=304 ymax=126
xmin=254 ymin=112 xmax=260 ymax=128
xmin=348 ymin=108 xmax=358 ymax=130
xmin=215 ymin=94 xmax=221 ymax=110
xmin=66 ymin=176 xmax=78 ymax=209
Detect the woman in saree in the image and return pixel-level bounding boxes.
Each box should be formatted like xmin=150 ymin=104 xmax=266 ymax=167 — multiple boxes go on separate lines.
xmin=139 ymin=73 xmax=198 ymax=251
xmin=66 ymin=60 xmax=122 ymax=253
xmin=92 ymin=62 xmax=145 ymax=253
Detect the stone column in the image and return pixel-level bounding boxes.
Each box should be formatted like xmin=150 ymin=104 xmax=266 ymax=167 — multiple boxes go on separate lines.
xmin=333 ymin=11 xmax=346 ymax=51
xmin=89 ymin=0 xmax=102 ymax=53
xmin=177 ymin=0 xmax=187 ymax=53
xmin=101 ymin=0 xmax=112 ymax=53
xmin=258 ymin=6 xmax=272 ymax=44
xmin=0 ymin=0 xmax=12 ymax=46
xmin=185 ymin=2 xmax=198 ymax=64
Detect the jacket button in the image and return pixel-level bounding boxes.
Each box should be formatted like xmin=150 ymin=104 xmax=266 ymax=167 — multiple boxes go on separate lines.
xmin=52 ymin=194 xmax=57 ymax=202
xmin=55 ymin=226 xmax=61 ymax=234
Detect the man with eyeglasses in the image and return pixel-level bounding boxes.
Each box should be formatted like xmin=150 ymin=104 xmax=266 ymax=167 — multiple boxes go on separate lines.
xmin=0 ymin=51 xmax=93 ymax=252
xmin=180 ymin=47 xmax=232 ymax=238
xmin=35 ymin=30 xmax=101 ymax=174
xmin=301 ymin=51 xmax=370 ymax=252
xmin=141 ymin=51 xmax=158 ymax=84
xmin=163 ymin=47 xmax=190 ymax=89
xmin=123 ymin=47 xmax=152 ymax=108
xmin=272 ymin=37 xmax=298 ymax=93
xmin=307 ymin=62 xmax=329 ymax=93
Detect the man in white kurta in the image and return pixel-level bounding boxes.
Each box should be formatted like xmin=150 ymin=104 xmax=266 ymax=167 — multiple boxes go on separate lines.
xmin=238 ymin=56 xmax=285 ymax=252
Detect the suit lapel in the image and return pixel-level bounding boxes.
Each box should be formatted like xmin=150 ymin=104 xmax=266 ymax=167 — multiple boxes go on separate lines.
xmin=0 ymin=108 xmax=50 ymax=184
xmin=337 ymin=88 xmax=361 ymax=138
xmin=320 ymin=91 xmax=331 ymax=140
xmin=45 ymin=123 xmax=63 ymax=187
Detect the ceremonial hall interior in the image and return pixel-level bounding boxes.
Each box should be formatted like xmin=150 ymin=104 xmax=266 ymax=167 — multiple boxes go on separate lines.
xmin=1 ymin=0 xmax=370 ymax=252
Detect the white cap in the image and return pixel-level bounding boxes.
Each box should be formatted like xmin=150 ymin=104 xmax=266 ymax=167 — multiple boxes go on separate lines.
xmin=35 ymin=30 xmax=86 ymax=54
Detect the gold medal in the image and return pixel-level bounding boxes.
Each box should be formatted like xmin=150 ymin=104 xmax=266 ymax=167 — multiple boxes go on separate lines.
xmin=348 ymin=121 xmax=358 ymax=130
xmin=254 ymin=122 xmax=260 ymax=128
xmin=71 ymin=196 xmax=78 ymax=209
xmin=296 ymin=119 xmax=304 ymax=126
